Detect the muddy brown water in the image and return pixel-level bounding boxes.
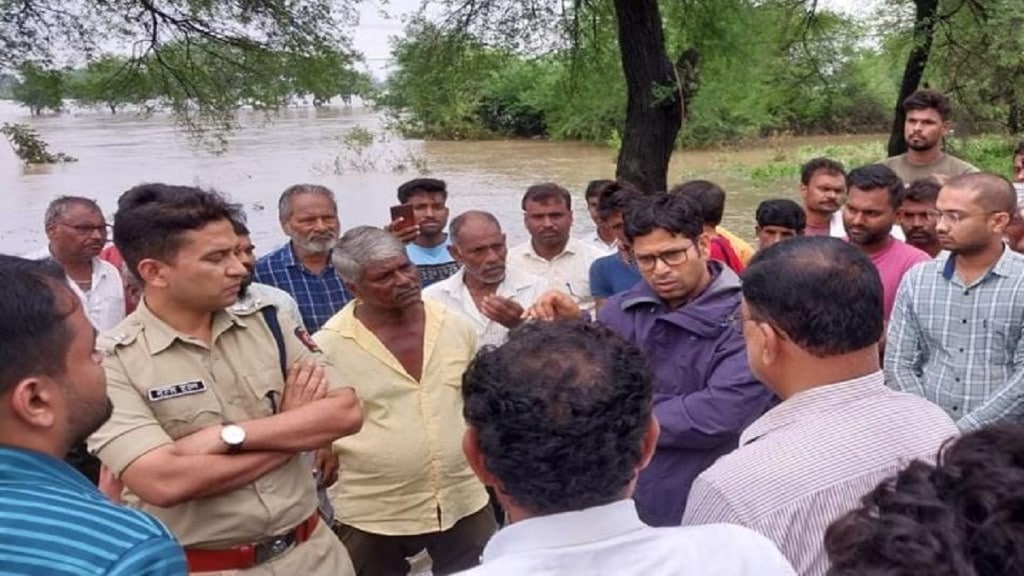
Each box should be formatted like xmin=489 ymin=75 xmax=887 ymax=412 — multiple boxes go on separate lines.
xmin=0 ymin=101 xmax=885 ymax=255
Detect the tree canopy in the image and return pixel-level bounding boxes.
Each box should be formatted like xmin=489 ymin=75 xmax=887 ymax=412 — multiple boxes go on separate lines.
xmin=381 ymin=0 xmax=1024 ymax=188
xmin=2 ymin=1 xmax=372 ymax=137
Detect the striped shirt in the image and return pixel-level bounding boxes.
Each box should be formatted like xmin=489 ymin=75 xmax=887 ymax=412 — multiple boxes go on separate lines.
xmin=253 ymin=242 xmax=351 ymax=333
xmin=885 ymin=248 xmax=1024 ymax=430
xmin=0 ymin=446 xmax=185 ymax=575
xmin=682 ymin=371 xmax=958 ymax=576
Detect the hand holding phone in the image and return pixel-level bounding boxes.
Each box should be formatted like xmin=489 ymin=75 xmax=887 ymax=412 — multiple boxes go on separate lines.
xmin=387 ymin=204 xmax=419 ymax=244
xmin=389 ymin=204 xmax=416 ymax=231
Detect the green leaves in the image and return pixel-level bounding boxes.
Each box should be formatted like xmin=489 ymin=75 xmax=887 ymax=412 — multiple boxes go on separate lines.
xmin=11 ymin=62 xmax=64 ymax=116
xmin=0 ymin=122 xmax=77 ymax=164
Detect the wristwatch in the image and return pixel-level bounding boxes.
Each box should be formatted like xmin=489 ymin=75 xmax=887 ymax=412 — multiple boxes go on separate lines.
xmin=220 ymin=424 xmax=247 ymax=454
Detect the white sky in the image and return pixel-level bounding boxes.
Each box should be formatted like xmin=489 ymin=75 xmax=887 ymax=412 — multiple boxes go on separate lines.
xmin=352 ymin=0 xmax=881 ymax=78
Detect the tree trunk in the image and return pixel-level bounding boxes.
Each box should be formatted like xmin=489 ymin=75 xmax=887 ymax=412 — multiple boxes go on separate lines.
xmin=612 ymin=0 xmax=684 ymax=193
xmin=887 ymin=0 xmax=940 ymax=157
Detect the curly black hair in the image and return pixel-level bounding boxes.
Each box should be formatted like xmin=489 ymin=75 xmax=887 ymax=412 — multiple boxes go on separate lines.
xmin=825 ymin=424 xmax=1024 ymax=576
xmin=462 ymin=319 xmax=654 ymax=515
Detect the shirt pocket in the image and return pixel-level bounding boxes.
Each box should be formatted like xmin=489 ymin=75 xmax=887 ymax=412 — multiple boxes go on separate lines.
xmin=983 ymin=317 xmax=1021 ymax=366
xmin=240 ymin=369 xmax=285 ymax=418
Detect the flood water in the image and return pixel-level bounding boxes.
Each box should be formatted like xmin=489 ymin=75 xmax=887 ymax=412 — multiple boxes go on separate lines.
xmin=0 ymin=101 xmax=886 ymax=254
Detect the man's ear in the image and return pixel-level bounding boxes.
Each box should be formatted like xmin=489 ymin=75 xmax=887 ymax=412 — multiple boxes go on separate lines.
xmin=638 ymin=416 xmax=660 ymax=471
xmin=448 ymin=244 xmax=462 ymax=265
xmin=462 ymin=426 xmax=501 ymax=488
xmin=757 ymin=322 xmax=783 ymax=367
xmin=344 ymin=280 xmax=362 ymax=301
xmin=137 ymin=259 xmax=168 ymax=289
xmin=696 ymin=232 xmax=712 ymax=259
xmin=8 ymin=378 xmax=59 ymax=430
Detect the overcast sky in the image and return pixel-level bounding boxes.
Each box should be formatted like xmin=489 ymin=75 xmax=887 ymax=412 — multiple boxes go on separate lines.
xmin=352 ymin=0 xmax=882 ymax=78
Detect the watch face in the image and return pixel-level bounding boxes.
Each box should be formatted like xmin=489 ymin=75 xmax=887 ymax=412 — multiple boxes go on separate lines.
xmin=222 ymin=425 xmax=246 ymax=445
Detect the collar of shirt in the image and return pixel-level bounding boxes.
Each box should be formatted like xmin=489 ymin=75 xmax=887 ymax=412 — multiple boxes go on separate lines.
xmin=482 ymin=500 xmax=646 ymax=564
xmin=940 ymin=245 xmax=1019 ymax=285
xmin=435 ymin=267 xmax=538 ymax=299
xmin=740 ymin=370 xmax=887 ymax=445
xmin=319 ymin=298 xmax=447 ymax=383
xmin=63 ymin=257 xmax=117 ymax=294
xmin=0 ymin=446 xmax=96 ymax=493
xmin=517 ymin=238 xmax=586 ymax=262
xmin=134 ymin=298 xmax=248 ymax=355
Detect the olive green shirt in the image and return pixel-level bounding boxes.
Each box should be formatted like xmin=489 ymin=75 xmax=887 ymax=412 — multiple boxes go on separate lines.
xmin=880 ymin=152 xmax=978 ymax=183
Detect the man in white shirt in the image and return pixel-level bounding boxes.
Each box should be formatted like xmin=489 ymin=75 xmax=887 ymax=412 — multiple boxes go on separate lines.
xmin=508 ymin=183 xmax=602 ymax=309
xmin=27 ymin=197 xmax=126 ymax=487
xmin=457 ymin=320 xmax=795 ymax=576
xmin=683 ymin=237 xmax=957 ymax=576
xmin=30 ymin=196 xmax=125 ymax=331
xmin=423 ymin=211 xmax=548 ymax=349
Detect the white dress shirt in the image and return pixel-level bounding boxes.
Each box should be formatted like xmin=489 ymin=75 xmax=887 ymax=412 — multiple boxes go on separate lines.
xmin=25 ymin=248 xmax=126 ymax=331
xmin=68 ymin=257 xmax=126 ymax=331
xmin=508 ymin=238 xmax=602 ymax=309
xmin=581 ymin=230 xmax=619 ymax=256
xmin=423 ymin=267 xmax=549 ymax=349
xmin=457 ymin=499 xmax=795 ymax=576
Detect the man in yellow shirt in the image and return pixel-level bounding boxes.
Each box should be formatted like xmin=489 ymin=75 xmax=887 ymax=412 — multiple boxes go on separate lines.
xmin=315 ymin=226 xmax=495 ymax=576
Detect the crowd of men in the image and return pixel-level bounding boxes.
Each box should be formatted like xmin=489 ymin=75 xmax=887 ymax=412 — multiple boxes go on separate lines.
xmin=4 ymin=87 xmax=1024 ymax=576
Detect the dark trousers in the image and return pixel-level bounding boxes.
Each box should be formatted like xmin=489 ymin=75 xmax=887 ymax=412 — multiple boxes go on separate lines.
xmin=334 ymin=506 xmax=496 ymax=576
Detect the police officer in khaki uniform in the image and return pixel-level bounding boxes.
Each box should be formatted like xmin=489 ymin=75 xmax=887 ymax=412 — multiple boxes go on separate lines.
xmin=88 ymin=184 xmax=363 ymax=575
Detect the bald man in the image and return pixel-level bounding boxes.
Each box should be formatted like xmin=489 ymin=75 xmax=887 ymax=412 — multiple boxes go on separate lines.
xmin=423 ymin=211 xmax=550 ymax=348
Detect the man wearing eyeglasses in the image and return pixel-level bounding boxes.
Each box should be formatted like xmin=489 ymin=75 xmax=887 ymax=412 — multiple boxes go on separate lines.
xmin=683 ymin=238 xmax=957 ymax=576
xmin=24 ymin=196 xmax=125 ymax=486
xmin=28 ymin=196 xmax=125 ymax=331
xmin=886 ymin=172 xmax=1024 ymax=431
xmin=525 ymin=193 xmax=775 ymax=527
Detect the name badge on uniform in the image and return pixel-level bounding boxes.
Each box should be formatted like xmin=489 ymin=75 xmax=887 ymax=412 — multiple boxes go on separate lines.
xmin=147 ymin=380 xmax=208 ymax=402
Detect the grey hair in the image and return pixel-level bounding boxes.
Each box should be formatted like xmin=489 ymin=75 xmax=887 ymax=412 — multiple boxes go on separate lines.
xmin=450 ymin=210 xmax=502 ymax=245
xmin=44 ymin=196 xmax=101 ymax=228
xmin=277 ymin=184 xmax=337 ymax=221
xmin=332 ymin=226 xmax=408 ymax=283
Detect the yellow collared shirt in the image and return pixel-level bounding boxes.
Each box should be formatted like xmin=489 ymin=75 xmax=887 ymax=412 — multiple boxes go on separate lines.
xmin=315 ymin=299 xmax=489 ymax=536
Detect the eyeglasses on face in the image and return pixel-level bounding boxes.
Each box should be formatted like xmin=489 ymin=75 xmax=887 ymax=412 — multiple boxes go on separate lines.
xmin=725 ymin=310 xmax=755 ymax=333
xmin=633 ymin=243 xmax=694 ymax=271
xmin=925 ymin=209 xmax=1006 ymax=224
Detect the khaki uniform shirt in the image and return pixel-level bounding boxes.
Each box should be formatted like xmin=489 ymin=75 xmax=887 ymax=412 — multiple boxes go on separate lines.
xmin=880 ymin=153 xmax=978 ymax=183
xmin=315 ymin=299 xmax=489 ymax=537
xmin=88 ymin=298 xmax=355 ymax=574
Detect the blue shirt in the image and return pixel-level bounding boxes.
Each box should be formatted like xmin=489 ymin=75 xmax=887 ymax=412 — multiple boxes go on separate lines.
xmin=589 ymin=254 xmax=643 ymax=298
xmin=254 ymin=242 xmax=351 ymax=333
xmin=406 ymin=239 xmax=460 ymax=287
xmin=0 ymin=446 xmax=186 ymax=575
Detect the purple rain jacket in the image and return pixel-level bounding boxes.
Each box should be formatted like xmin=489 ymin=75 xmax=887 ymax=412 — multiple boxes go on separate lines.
xmin=597 ymin=262 xmax=776 ymax=527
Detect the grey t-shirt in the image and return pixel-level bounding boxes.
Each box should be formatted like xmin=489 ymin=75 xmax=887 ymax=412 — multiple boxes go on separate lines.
xmin=879 ymin=153 xmax=978 ymax=183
